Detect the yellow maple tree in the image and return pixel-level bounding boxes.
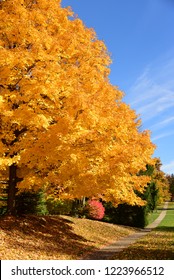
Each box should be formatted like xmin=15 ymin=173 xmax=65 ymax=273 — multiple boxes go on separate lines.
xmin=0 ymin=0 xmax=155 ymax=214
xmin=151 ymin=158 xmax=170 ymax=203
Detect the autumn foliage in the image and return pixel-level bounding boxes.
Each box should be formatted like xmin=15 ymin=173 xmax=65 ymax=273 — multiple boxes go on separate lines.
xmin=0 ymin=0 xmax=156 ymax=214
xmin=85 ymin=200 xmax=105 ymax=220
xmin=151 ymin=158 xmax=171 ymax=203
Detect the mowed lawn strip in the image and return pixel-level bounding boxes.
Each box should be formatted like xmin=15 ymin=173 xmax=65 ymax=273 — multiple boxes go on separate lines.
xmin=112 ymin=201 xmax=174 ymax=260
xmin=147 ymin=204 xmax=164 ymax=224
xmin=0 ymin=214 xmax=137 ymax=260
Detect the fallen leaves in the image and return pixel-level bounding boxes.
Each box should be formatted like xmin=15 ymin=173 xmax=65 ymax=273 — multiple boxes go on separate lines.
xmin=0 ymin=214 xmax=136 ymax=260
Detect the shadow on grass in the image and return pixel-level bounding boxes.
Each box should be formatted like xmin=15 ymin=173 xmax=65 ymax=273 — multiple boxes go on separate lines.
xmin=0 ymin=215 xmax=95 ymax=259
xmin=157 ymin=207 xmax=174 ymax=211
xmin=155 ymin=226 xmax=174 ymax=232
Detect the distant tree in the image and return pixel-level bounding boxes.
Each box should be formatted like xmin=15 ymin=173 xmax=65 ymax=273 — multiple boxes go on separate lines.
xmin=166 ymin=174 xmax=174 ymax=201
xmin=152 ymin=158 xmax=170 ymax=203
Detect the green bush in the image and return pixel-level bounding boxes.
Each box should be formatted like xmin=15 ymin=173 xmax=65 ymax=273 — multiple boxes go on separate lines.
xmin=0 ymin=188 xmax=8 ymax=215
xmin=15 ymin=190 xmax=48 ymax=215
xmin=103 ymin=175 xmax=159 ymax=228
xmin=46 ymin=198 xmax=73 ymax=215
xmin=103 ymin=202 xmax=149 ymax=228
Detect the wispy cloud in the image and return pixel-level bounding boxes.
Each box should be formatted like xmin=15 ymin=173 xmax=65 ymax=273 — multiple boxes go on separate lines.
xmin=125 ymin=51 xmax=174 ymax=128
xmin=124 ymin=51 xmax=174 ymax=174
xmin=151 ymin=131 xmax=174 ymax=142
xmin=150 ymin=116 xmax=174 ymax=131
xmin=162 ymin=160 xmax=174 ymax=174
xmin=136 ymin=91 xmax=174 ymax=122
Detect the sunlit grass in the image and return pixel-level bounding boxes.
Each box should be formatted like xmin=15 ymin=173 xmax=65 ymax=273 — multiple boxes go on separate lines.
xmin=158 ymin=203 xmax=174 ymax=227
xmin=147 ymin=204 xmax=164 ymax=225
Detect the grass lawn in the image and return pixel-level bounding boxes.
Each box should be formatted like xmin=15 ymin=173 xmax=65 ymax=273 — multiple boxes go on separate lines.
xmin=0 ymin=214 xmax=137 ymax=260
xmin=112 ymin=201 xmax=174 ymax=260
xmin=147 ymin=204 xmax=163 ymax=225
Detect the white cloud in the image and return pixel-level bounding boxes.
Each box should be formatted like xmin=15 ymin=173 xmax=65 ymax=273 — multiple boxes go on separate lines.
xmin=137 ymin=98 xmax=174 ymax=123
xmin=150 ymin=116 xmax=174 ymax=131
xmin=162 ymin=161 xmax=174 ymax=174
xmin=126 ymin=52 xmax=174 ymax=126
xmin=125 ymin=52 xmax=174 ymax=174
xmin=151 ymin=131 xmax=174 ymax=142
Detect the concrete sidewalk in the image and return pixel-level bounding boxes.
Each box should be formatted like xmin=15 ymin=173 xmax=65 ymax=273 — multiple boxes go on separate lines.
xmin=84 ymin=202 xmax=168 ymax=260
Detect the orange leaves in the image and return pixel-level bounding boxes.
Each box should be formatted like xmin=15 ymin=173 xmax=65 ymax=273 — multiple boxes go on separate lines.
xmin=0 ymin=0 xmax=156 ymax=207
xmin=152 ymin=158 xmax=170 ymax=203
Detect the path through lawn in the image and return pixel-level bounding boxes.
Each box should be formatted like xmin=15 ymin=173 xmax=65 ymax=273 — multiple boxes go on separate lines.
xmin=112 ymin=201 xmax=174 ymax=260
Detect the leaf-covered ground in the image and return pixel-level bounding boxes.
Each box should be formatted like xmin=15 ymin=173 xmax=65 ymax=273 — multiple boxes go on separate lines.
xmin=0 ymin=214 xmax=136 ymax=260
xmin=112 ymin=202 xmax=174 ymax=260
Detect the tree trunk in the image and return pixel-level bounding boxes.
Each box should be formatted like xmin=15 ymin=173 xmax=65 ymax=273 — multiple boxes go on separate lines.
xmin=7 ymin=164 xmax=17 ymax=215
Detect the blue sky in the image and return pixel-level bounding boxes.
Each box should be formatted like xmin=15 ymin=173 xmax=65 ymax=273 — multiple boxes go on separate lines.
xmin=62 ymin=0 xmax=174 ymax=174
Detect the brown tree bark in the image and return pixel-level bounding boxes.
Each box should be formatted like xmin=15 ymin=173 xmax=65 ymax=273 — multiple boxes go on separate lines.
xmin=7 ymin=164 xmax=17 ymax=215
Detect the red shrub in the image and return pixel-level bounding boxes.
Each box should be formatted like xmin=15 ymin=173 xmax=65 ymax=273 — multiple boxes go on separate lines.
xmin=86 ymin=200 xmax=105 ymax=220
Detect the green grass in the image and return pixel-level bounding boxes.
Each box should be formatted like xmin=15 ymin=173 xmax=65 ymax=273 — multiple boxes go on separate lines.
xmin=147 ymin=204 xmax=163 ymax=225
xmin=158 ymin=202 xmax=174 ymax=227
xmin=112 ymin=201 xmax=174 ymax=260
